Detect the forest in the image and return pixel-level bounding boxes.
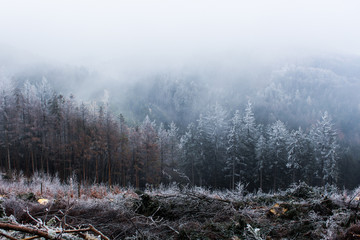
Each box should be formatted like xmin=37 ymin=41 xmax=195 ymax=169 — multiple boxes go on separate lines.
xmin=0 ymin=63 xmax=358 ymax=192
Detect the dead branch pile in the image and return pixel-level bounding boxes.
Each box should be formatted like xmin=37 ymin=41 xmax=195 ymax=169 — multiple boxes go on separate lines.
xmin=1 ymin=183 xmax=360 ymax=239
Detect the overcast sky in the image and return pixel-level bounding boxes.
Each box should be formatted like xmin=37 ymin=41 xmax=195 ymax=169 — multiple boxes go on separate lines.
xmin=0 ymin=0 xmax=360 ymax=69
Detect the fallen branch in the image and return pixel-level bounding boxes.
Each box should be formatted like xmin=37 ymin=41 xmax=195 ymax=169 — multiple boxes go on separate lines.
xmin=0 ymin=222 xmax=63 ymax=240
xmin=22 ymin=236 xmax=39 ymax=240
xmin=0 ymin=222 xmax=110 ymax=240
xmin=89 ymin=224 xmax=110 ymax=240
xmin=166 ymin=225 xmax=179 ymax=235
xmin=56 ymin=227 xmax=91 ymax=234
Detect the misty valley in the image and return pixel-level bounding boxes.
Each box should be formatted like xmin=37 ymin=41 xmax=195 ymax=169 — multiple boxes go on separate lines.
xmin=1 ymin=57 xmax=359 ymax=190
xmin=0 ymin=55 xmax=360 ymax=239
xmin=2 ymin=1 xmax=360 ymax=238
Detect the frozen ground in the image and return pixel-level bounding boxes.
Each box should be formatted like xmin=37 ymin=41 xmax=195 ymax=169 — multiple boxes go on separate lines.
xmin=0 ymin=174 xmax=359 ymax=239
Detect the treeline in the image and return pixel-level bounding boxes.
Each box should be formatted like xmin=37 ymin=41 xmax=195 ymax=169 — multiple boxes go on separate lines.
xmin=0 ymin=78 xmax=345 ymax=190
xmin=0 ymin=78 xmax=178 ymax=188
xmin=180 ymin=103 xmax=339 ymax=191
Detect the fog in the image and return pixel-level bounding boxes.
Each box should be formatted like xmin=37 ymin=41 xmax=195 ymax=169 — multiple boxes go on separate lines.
xmin=0 ymin=0 xmax=360 ymax=117
xmin=1 ymin=1 xmax=360 ymax=127
xmin=2 ymin=0 xmax=360 ymax=191
xmin=1 ymin=0 xmax=360 ymax=73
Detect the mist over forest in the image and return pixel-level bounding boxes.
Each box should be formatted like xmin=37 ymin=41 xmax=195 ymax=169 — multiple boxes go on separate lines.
xmin=0 ymin=50 xmax=360 ymax=191
xmin=3 ymin=2 xmax=360 ymax=239
xmin=1 ymin=1 xmax=360 ymax=192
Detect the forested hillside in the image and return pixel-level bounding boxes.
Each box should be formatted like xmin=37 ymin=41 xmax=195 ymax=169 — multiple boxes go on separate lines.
xmin=2 ymin=2 xmax=360 ymax=239
xmin=1 ymin=55 xmax=360 ymax=190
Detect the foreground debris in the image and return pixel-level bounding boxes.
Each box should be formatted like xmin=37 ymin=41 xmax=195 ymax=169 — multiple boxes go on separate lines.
xmin=0 ymin=213 xmax=109 ymax=240
xmin=1 ymin=182 xmax=360 ymax=239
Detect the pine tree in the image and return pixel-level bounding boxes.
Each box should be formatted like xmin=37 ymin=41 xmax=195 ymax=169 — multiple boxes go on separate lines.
xmin=226 ymin=110 xmax=242 ymax=189
xmin=312 ymin=112 xmax=339 ymax=185
xmin=168 ymin=121 xmax=179 ymax=169
xmin=202 ymin=103 xmax=228 ymax=187
xmin=267 ymin=120 xmax=289 ymax=190
xmin=179 ymin=123 xmax=201 ymax=186
xmin=255 ymin=134 xmax=267 ymax=190
xmin=157 ymin=123 xmax=168 ymax=182
xmin=287 ymin=128 xmax=312 ymax=183
xmin=240 ymin=100 xmax=258 ymax=189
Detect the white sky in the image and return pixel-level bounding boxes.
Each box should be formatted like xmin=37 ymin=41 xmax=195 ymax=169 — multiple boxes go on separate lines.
xmin=0 ymin=0 xmax=360 ymax=68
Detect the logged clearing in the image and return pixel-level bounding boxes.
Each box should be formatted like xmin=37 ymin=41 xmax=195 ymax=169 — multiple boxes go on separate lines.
xmin=0 ymin=177 xmax=360 ymax=239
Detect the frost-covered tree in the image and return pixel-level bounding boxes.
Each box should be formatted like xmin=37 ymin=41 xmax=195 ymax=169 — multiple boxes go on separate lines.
xmin=36 ymin=77 xmax=53 ymax=173
xmin=267 ymin=120 xmax=290 ymax=190
xmin=287 ymin=128 xmax=315 ymax=184
xmin=194 ymin=114 xmax=210 ymax=186
xmin=0 ymin=71 xmax=15 ymax=172
xmin=157 ymin=121 xmax=180 ymax=183
xmin=157 ymin=123 xmax=169 ymax=182
xmin=179 ymin=123 xmax=200 ymax=186
xmin=243 ymin=101 xmax=257 ymax=136
xmin=168 ymin=121 xmax=179 ymax=168
xmin=226 ymin=110 xmax=242 ymax=189
xmin=311 ymin=112 xmax=339 ymax=185
xmin=201 ymin=103 xmax=228 ymax=187
xmin=225 ymin=102 xmax=259 ymax=189
xmin=21 ymin=80 xmax=41 ymax=175
xmin=240 ymin=100 xmax=259 ymax=188
xmin=255 ymin=133 xmax=267 ymax=190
